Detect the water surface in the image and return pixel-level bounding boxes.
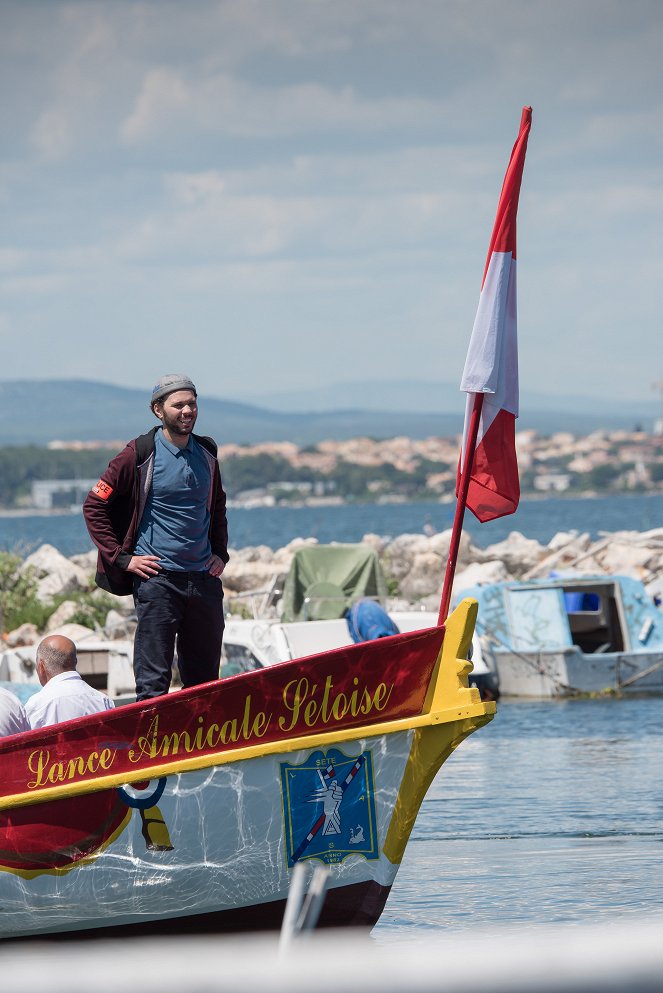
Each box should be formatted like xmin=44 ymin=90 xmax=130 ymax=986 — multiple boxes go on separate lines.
xmin=1 ymin=492 xmax=661 ymax=557
xmin=375 ymin=697 xmax=663 ymax=937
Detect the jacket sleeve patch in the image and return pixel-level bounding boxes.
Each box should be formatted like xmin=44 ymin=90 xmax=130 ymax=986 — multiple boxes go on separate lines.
xmin=92 ymin=479 xmax=113 ymax=501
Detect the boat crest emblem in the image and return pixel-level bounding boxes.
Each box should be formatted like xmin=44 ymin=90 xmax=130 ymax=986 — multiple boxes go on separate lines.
xmin=280 ymin=748 xmax=378 ymax=866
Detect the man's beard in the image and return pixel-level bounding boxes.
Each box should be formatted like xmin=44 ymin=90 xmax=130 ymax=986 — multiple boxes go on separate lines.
xmin=162 ymin=410 xmax=196 ymax=436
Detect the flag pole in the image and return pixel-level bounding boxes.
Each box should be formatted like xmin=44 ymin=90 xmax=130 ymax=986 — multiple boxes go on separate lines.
xmin=438 ymin=393 xmax=484 ymax=625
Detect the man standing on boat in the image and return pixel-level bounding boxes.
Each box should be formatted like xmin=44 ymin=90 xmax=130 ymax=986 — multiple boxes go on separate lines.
xmin=83 ymin=374 xmax=229 ymax=701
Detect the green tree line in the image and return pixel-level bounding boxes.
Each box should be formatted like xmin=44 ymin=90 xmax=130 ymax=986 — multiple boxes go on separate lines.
xmin=0 ymin=446 xmax=452 ymax=508
xmin=0 ymin=446 xmax=120 ymax=508
xmin=3 ymin=443 xmax=660 ymax=509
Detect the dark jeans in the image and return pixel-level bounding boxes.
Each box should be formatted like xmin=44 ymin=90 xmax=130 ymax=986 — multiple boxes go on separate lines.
xmin=133 ymin=571 xmax=224 ymax=701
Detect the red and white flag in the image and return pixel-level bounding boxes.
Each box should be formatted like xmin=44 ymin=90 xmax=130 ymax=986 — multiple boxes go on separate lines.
xmin=459 ymin=106 xmax=532 ymax=523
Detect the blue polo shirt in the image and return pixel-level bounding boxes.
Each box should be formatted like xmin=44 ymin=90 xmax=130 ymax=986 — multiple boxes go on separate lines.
xmin=134 ymin=429 xmax=212 ymax=571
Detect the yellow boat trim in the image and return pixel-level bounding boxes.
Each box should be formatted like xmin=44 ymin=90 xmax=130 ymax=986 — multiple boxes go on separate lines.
xmin=384 ymin=599 xmax=495 ymax=864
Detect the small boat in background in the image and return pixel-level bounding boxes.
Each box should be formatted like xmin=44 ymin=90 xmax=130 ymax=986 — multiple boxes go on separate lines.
xmin=455 ymin=574 xmax=663 ymax=698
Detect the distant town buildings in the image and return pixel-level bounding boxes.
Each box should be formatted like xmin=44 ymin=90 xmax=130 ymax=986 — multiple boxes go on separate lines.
xmin=31 ymin=479 xmax=98 ymax=510
xmin=217 ymin=428 xmax=663 ymax=505
xmin=34 ymin=427 xmax=663 ymax=509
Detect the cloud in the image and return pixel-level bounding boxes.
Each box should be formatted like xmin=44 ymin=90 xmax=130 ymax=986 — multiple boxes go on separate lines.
xmin=120 ymin=67 xmax=190 ymax=143
xmin=30 ymin=108 xmax=72 ymax=159
xmin=119 ymin=67 xmax=448 ymax=144
xmin=0 ymin=249 xmax=28 ymax=272
xmin=114 ymin=174 xmax=477 ymax=267
xmin=0 ymin=0 xmax=662 ymax=403
xmin=0 ymin=273 xmax=70 ymax=295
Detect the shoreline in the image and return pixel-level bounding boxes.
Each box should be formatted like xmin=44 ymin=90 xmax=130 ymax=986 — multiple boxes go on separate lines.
xmin=1 ymin=490 xmax=661 ymax=520
xmin=1 ymin=493 xmax=661 ymax=564
xmin=0 ymin=508 xmax=83 ymax=519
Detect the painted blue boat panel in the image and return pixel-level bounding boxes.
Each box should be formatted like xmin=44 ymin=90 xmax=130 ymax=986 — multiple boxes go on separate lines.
xmin=617 ymin=576 xmax=663 ymax=650
xmin=456 ymin=575 xmax=663 ymax=656
xmin=505 ymin=587 xmax=572 ymax=650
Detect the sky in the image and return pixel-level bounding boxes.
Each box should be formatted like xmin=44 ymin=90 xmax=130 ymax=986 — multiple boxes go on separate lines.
xmin=1 ymin=0 xmax=662 ymax=409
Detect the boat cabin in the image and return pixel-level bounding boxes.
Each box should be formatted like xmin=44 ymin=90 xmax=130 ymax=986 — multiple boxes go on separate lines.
xmin=455 ymin=575 xmax=663 ymax=658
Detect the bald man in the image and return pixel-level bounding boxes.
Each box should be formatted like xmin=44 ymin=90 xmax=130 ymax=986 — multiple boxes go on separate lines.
xmin=25 ymin=635 xmax=115 ymax=730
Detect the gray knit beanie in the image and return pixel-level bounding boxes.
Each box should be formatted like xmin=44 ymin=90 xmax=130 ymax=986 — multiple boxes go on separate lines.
xmin=151 ymin=374 xmax=197 ymax=406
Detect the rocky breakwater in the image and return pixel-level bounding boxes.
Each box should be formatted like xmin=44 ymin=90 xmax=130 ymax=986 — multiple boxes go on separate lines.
xmin=2 ymin=528 xmax=662 ymax=650
xmin=221 ymin=526 xmax=663 ymax=613
xmin=3 ymin=544 xmax=134 ymax=650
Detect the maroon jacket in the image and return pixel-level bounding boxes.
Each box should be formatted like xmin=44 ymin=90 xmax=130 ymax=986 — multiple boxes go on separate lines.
xmin=83 ymin=427 xmax=229 ymax=596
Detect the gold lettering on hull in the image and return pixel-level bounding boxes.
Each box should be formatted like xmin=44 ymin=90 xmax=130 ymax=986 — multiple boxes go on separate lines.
xmin=278 ymin=675 xmax=394 ymax=733
xmin=24 ymin=675 xmax=396 ymax=791
xmin=27 ymin=748 xmax=115 ymax=790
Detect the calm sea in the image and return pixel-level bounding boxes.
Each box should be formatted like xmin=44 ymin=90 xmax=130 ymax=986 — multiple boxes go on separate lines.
xmin=375 ymin=696 xmax=663 ymax=938
xmin=0 ymin=492 xmax=661 ymax=558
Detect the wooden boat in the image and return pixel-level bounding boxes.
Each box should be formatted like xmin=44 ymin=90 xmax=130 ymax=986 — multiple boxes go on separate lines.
xmin=0 ymin=598 xmax=493 ymax=940
xmin=458 ymin=575 xmax=663 ymax=697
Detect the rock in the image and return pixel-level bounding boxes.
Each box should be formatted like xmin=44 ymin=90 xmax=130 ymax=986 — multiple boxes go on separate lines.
xmin=597 ymin=538 xmax=656 ymax=579
xmin=21 ymin=544 xmax=90 ymax=603
xmin=282 ymin=537 xmax=318 ymax=553
xmin=21 ymin=544 xmax=71 ymax=578
xmin=482 ymin=531 xmax=546 ymax=577
xmin=222 ymin=559 xmax=282 ymax=594
xmin=104 ymin=609 xmax=136 ymax=639
xmin=91 ymin=588 xmax=135 ymax=612
xmin=399 ymin=551 xmax=444 ymax=601
xmin=452 ymin=560 xmax=511 ymax=594
xmin=637 ymin=527 xmax=663 ymax=544
xmin=382 ymin=534 xmax=431 ymax=584
xmin=425 ymin=529 xmax=477 ymax=563
xmin=36 ymin=570 xmax=89 ymax=603
xmin=523 ymin=531 xmax=594 ymax=580
xmin=5 ymin=623 xmax=39 ymax=648
xmin=644 ymin=549 xmax=663 ymax=582
xmin=361 ymin=533 xmax=389 ymax=555
xmin=69 ymin=550 xmax=97 ymax=572
xmin=547 ymin=531 xmax=591 ymax=554
xmin=388 ymin=534 xmax=432 ymax=556
xmin=45 ymin=601 xmax=80 ymax=632
xmin=233 ymin=545 xmax=275 ymax=563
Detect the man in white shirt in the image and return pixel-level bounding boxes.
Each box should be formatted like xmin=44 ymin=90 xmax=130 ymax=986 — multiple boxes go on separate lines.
xmin=0 ymin=686 xmax=30 ymax=736
xmin=25 ymin=635 xmax=115 ymax=729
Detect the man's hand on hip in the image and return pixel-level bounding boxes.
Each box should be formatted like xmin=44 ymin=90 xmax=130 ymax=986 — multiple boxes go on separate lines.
xmin=206 ymin=554 xmax=226 ymax=578
xmin=127 ymin=555 xmax=162 ymax=579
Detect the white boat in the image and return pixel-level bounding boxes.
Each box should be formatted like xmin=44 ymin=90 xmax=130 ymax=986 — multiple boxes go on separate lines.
xmin=222 ymin=544 xmax=497 ymax=699
xmin=456 ymin=574 xmax=663 ymax=697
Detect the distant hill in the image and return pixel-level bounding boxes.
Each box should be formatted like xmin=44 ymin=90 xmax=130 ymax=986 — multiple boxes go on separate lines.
xmin=237 ymin=378 xmax=659 ymax=425
xmin=1 ymin=378 xmax=657 ymax=447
